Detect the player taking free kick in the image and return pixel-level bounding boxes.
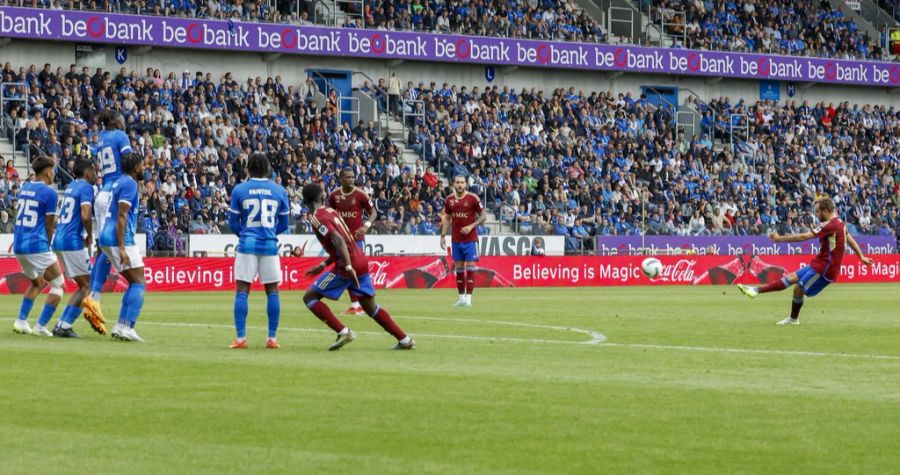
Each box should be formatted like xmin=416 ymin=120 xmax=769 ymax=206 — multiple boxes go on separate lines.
xmin=227 ymin=153 xmax=291 ymax=349
xmin=301 ymin=183 xmax=415 ymax=351
xmin=440 ymin=175 xmax=486 ymax=307
xmin=737 ymin=197 xmax=874 ymax=324
xmin=327 ymin=167 xmax=376 ymax=317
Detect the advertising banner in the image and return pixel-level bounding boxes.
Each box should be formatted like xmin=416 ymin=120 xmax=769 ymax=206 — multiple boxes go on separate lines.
xmin=1 ymin=7 xmax=900 ymax=87
xmin=188 ymin=234 xmax=563 ymax=257
xmin=0 ymin=254 xmax=897 ymax=293
xmin=595 ymin=235 xmax=897 ymax=256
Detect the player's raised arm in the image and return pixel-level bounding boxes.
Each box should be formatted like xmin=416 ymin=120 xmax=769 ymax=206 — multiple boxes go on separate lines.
xmin=768 ymin=230 xmax=816 ymax=243
xmin=845 ymin=229 xmax=874 ymax=266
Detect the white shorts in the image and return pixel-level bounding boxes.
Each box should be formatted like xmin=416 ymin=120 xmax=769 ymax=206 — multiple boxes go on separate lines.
xmin=101 ymin=246 xmax=145 ymax=272
xmin=56 ymin=249 xmax=92 ymax=279
xmin=94 ymin=189 xmax=113 ymax=238
xmin=16 ymin=252 xmax=59 ymax=280
xmin=234 ymin=253 xmax=282 ymax=285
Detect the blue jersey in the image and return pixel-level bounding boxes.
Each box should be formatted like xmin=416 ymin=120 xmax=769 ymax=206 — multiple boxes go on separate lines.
xmin=13 ymin=181 xmax=58 ymax=254
xmin=52 ymin=179 xmax=95 ymax=252
xmin=97 ymin=129 xmax=132 ymax=190
xmin=99 ymin=176 xmax=139 ymax=247
xmin=228 ymin=178 xmax=290 ymax=256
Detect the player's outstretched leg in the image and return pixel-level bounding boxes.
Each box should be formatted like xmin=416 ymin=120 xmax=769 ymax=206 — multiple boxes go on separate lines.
xmin=454 ymin=263 xmax=466 ymax=307
xmin=303 ymin=290 xmax=354 ymax=351
xmin=737 ymin=273 xmax=797 ymax=299
xmin=358 ymin=295 xmax=415 ymax=350
xmin=464 ymin=264 xmax=476 ymax=306
xmin=265 ymin=283 xmax=281 ymax=349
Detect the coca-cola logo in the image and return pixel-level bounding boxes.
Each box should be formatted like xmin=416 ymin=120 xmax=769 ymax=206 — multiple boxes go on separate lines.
xmin=654 ymin=259 xmax=697 ymax=282
xmin=368 ymin=260 xmax=390 ymax=287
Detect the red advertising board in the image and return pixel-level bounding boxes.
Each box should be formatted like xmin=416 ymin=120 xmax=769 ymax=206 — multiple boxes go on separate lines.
xmin=0 ymin=255 xmax=898 ymax=294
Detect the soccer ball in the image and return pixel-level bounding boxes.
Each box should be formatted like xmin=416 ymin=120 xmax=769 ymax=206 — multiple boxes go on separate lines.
xmin=641 ymin=257 xmax=663 ymax=279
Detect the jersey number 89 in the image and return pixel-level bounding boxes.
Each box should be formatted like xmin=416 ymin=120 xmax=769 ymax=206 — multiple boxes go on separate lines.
xmin=243 ymin=198 xmax=278 ymax=228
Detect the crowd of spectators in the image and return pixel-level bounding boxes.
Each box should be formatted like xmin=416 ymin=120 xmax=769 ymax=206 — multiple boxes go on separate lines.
xmin=0 ymin=62 xmax=448 ymax=255
xmin=1 ymin=61 xmax=898 ymax=256
xmin=402 ymin=80 xmax=899 ymax=251
xmin=645 ymin=0 xmax=883 ymax=60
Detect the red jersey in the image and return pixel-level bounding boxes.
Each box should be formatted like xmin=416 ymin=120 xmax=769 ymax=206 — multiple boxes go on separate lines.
xmin=809 ymin=217 xmax=845 ymax=281
xmin=444 ymin=192 xmax=484 ymax=243
xmin=311 ymin=207 xmax=369 ymax=278
xmin=326 ymin=187 xmax=375 ymax=238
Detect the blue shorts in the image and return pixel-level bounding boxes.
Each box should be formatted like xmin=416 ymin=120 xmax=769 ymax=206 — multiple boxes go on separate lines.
xmin=355 ymin=240 xmax=364 ymax=251
xmin=451 ymin=241 xmax=479 ymax=262
xmin=797 ymin=265 xmax=830 ymax=297
xmin=311 ymin=272 xmax=375 ymax=300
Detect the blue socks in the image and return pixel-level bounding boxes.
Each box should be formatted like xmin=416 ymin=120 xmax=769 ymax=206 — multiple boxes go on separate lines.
xmin=90 ymin=252 xmax=112 ymax=297
xmin=117 ymin=283 xmax=146 ymax=328
xmin=59 ymin=304 xmax=82 ymax=328
xmin=234 ymin=292 xmax=249 ymax=339
xmin=123 ymin=283 xmax=145 ymax=324
xmin=18 ymin=297 xmax=34 ymax=321
xmin=37 ymin=303 xmax=57 ymax=327
xmin=267 ymin=293 xmax=280 ymax=339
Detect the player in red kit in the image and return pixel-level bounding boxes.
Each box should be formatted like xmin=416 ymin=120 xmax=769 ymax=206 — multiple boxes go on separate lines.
xmin=737 ymin=198 xmax=873 ymax=325
xmin=327 ymin=167 xmax=376 ymax=316
xmin=301 ymin=183 xmax=415 ymax=350
xmin=440 ymin=175 xmax=487 ymax=307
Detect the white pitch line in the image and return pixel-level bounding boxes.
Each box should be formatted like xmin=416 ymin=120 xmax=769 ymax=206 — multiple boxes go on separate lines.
xmin=600 ymin=342 xmax=900 ymax=361
xmin=136 ymin=319 xmax=602 ymax=346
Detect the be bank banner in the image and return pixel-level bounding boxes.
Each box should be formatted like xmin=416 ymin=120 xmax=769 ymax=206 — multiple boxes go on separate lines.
xmin=0 ymin=254 xmax=897 ymax=293
xmin=596 ymin=235 xmax=897 ymax=256
xmin=2 ymin=7 xmax=900 ymax=87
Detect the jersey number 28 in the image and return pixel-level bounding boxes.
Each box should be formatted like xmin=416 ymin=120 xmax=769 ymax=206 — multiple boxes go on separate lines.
xmin=243 ymin=198 xmax=278 ymax=228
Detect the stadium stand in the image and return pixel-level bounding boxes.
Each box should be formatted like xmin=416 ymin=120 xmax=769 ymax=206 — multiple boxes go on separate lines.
xmin=1 ymin=63 xmax=898 ymax=256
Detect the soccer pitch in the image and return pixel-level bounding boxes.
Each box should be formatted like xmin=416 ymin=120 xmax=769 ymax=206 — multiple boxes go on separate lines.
xmin=1 ymin=285 xmax=899 ymax=474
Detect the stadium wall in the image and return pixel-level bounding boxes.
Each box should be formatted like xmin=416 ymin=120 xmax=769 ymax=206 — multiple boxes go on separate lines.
xmin=5 ymin=39 xmax=900 ymax=108
xmin=0 ymin=255 xmax=897 ymax=293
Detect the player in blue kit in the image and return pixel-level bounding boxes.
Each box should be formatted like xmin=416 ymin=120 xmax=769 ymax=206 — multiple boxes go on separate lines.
xmin=98 ymin=153 xmax=146 ymax=342
xmin=51 ymin=159 xmax=107 ymax=337
xmin=12 ymin=156 xmax=65 ymax=337
xmin=227 ymin=153 xmax=290 ymax=349
xmin=88 ymin=110 xmax=132 ymax=323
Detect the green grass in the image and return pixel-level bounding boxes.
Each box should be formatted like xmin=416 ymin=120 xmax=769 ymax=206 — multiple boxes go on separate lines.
xmin=1 ymin=284 xmax=899 ymax=474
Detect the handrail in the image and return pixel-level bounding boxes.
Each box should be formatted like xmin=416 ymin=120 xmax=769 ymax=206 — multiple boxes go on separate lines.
xmin=29 ymin=142 xmax=76 ymax=186
xmin=1 ymin=82 xmax=27 ymax=165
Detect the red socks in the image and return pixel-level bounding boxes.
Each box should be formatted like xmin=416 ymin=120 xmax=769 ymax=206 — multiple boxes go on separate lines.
xmin=757 ymin=278 xmax=787 ymax=294
xmin=456 ymin=270 xmax=465 ymax=295
xmin=465 ymin=266 xmax=475 ymax=296
xmin=349 ymin=293 xmax=359 ymax=304
xmin=371 ymin=306 xmax=406 ymax=340
xmin=308 ymin=300 xmax=346 ymax=333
